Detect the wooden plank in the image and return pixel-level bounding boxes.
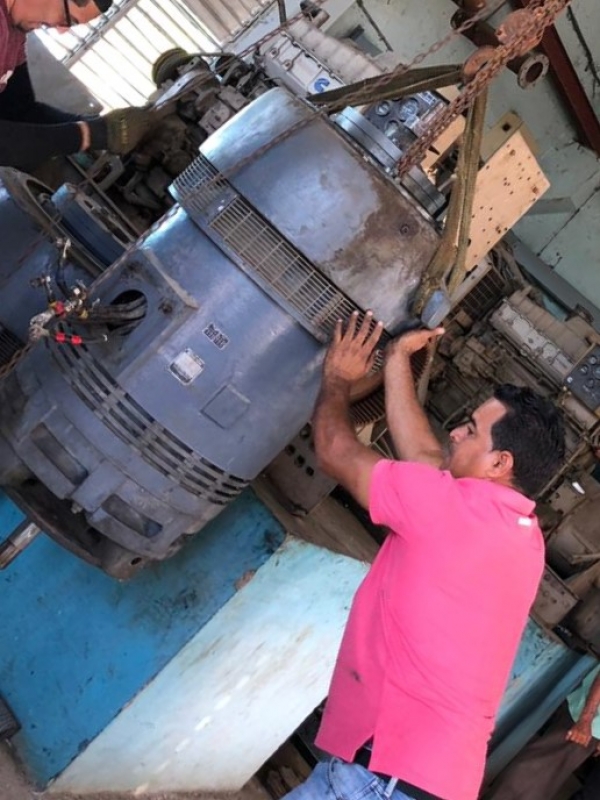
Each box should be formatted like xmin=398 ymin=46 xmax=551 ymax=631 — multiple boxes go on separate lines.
xmin=481 ymin=110 xmax=539 ymax=161
xmin=466 ymin=129 xmax=550 ymax=271
xmin=51 ymin=537 xmax=368 ymax=793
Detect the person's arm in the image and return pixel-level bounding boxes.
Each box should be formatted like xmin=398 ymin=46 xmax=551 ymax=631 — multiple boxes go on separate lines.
xmin=0 ymin=61 xmax=93 ymax=168
xmin=313 ymin=311 xmax=384 ymax=509
xmin=383 ymin=328 xmax=446 ymax=467
xmin=0 ymin=63 xmax=83 ymax=124
xmin=0 ymin=108 xmax=155 ymax=170
xmin=567 ymin=671 xmax=600 ymax=747
xmin=0 ymin=117 xmax=87 ymax=169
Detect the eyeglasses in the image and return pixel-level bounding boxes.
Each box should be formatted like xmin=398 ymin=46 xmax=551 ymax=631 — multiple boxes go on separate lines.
xmin=62 ymin=0 xmax=73 ymax=27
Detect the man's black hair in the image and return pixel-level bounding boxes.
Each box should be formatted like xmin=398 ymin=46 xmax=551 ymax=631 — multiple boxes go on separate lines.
xmin=74 ymin=0 xmax=113 ymax=12
xmin=491 ymin=384 xmax=565 ymax=499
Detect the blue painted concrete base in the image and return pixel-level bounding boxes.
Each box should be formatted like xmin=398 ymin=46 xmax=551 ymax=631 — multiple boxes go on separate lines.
xmin=0 ymin=488 xmax=284 ymax=786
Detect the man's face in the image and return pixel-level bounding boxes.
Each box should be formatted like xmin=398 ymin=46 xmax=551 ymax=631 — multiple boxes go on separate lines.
xmin=445 ymin=397 xmax=513 ymax=482
xmin=9 ymin=0 xmax=101 ymax=32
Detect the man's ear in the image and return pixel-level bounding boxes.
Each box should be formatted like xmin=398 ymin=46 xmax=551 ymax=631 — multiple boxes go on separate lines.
xmin=489 ymin=450 xmax=514 ymax=481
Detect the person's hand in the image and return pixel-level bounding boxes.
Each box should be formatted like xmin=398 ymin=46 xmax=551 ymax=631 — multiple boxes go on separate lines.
xmin=385 ymin=327 xmax=445 ymax=363
xmin=566 ymin=719 xmax=594 ymax=748
xmin=323 ymin=311 xmax=384 ymax=387
xmin=88 ymin=108 xmax=156 ymax=156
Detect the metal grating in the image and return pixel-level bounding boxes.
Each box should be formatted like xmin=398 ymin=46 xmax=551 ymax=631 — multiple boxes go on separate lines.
xmin=174 ymin=154 xmax=229 ymax=209
xmin=350 ymin=387 xmax=385 ymax=426
xmin=50 ymin=342 xmax=247 ymax=504
xmin=211 ymin=197 xmax=359 ymax=338
xmin=174 ymin=155 xmax=390 ymax=344
xmin=458 ymin=265 xmax=507 ymax=322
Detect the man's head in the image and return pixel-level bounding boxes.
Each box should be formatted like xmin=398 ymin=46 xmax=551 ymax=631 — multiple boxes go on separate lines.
xmin=7 ymin=0 xmax=111 ymax=33
xmin=446 ymin=384 xmax=565 ymax=498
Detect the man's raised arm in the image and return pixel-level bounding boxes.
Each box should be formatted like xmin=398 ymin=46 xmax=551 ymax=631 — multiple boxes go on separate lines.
xmin=384 ymin=329 xmax=446 ymax=467
xmin=313 ymin=311 xmax=384 ymax=509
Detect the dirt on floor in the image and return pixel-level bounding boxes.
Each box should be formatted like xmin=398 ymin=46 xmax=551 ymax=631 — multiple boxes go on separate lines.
xmin=0 ymin=743 xmax=271 ymax=800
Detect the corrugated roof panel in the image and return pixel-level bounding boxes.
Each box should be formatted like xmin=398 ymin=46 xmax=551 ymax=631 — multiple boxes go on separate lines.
xmin=35 ymin=0 xmax=270 ymax=110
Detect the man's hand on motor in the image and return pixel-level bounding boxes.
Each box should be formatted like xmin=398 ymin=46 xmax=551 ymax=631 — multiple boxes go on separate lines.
xmin=566 ymin=719 xmax=594 ymax=748
xmin=385 ymin=327 xmax=445 ymax=363
xmin=87 ymin=108 xmax=156 ymax=156
xmin=323 ymin=310 xmax=384 ymax=386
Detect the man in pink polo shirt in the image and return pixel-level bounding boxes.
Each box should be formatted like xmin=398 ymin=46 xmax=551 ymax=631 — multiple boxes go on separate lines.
xmin=285 ymin=312 xmax=565 ymax=800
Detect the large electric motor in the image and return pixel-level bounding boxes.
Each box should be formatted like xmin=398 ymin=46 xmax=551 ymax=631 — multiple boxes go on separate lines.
xmin=0 ymin=88 xmax=438 ymax=577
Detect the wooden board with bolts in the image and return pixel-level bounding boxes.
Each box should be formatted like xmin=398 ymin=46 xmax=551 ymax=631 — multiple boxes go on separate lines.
xmin=465 ymin=128 xmax=549 ymax=270
xmin=480 ymin=110 xmax=539 ymax=161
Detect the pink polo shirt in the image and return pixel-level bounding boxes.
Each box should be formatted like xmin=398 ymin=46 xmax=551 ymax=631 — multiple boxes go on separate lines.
xmin=316 ymin=460 xmax=544 ymax=800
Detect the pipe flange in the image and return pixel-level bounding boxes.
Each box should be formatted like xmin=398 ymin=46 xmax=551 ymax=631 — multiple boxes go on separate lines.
xmin=517 ymin=52 xmax=549 ymax=90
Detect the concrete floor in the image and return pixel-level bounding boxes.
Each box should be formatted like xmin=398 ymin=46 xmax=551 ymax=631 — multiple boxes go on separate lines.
xmin=0 ymin=743 xmax=270 ymax=800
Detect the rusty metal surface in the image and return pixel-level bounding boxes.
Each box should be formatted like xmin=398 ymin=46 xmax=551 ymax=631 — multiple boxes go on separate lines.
xmin=462 ymin=45 xmax=498 ymax=82
xmin=452 ymin=12 xmax=549 ymax=88
xmin=496 ymin=8 xmax=546 ymax=52
xmin=394 ymin=0 xmax=573 ymax=175
xmin=510 ymin=0 xmax=600 ymax=156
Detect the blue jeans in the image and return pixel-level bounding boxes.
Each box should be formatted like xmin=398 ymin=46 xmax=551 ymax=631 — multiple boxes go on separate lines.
xmin=283 ymin=758 xmax=415 ymax=800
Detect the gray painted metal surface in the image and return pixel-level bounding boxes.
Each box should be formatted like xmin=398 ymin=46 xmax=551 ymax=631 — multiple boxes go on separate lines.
xmin=199 ymin=88 xmax=440 ymax=331
xmin=507 ymin=232 xmax=600 ymax=330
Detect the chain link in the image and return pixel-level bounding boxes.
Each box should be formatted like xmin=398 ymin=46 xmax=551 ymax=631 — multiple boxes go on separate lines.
xmin=396 ymin=0 xmax=572 ymax=175
xmin=200 ymin=0 xmax=508 ymax=184
xmin=196 ymin=0 xmax=572 ymax=189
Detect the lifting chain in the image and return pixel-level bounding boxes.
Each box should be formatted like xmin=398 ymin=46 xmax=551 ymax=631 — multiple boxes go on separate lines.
xmin=396 ymin=0 xmax=572 ymax=176
xmin=194 ymin=0 xmax=573 ymax=199
xmin=187 ymin=0 xmax=508 ymax=188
